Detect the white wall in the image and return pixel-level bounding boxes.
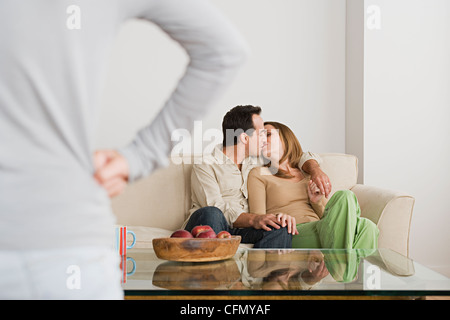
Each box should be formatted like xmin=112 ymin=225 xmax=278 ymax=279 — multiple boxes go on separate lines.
xmin=96 ymin=0 xmax=346 ymax=155
xmin=362 ymin=0 xmax=450 ymax=275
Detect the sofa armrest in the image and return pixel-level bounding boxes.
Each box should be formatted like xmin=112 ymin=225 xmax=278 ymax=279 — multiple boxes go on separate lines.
xmin=350 ymin=184 xmax=415 ymax=257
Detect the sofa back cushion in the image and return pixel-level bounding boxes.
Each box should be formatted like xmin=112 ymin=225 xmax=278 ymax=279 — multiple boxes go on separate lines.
xmin=112 ymin=159 xmax=188 ymax=231
xmin=319 ymin=153 xmax=358 ymax=196
xmin=112 ymin=153 xmax=358 ymax=230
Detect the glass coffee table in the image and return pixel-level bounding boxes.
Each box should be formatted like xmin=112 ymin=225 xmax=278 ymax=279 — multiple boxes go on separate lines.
xmin=121 ymin=248 xmax=450 ymax=299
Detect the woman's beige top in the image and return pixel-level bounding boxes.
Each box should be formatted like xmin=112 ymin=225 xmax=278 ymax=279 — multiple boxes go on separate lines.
xmin=247 ymin=166 xmax=328 ymax=225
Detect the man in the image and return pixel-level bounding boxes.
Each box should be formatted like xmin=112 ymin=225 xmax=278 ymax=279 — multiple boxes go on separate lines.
xmin=0 ymin=0 xmax=249 ymax=299
xmin=182 ymin=105 xmax=332 ymax=248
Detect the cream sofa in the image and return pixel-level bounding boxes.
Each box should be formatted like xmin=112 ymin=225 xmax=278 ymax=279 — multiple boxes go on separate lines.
xmin=111 ymin=153 xmax=415 ymax=257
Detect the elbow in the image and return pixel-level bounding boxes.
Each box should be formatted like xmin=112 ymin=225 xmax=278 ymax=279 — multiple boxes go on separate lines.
xmin=219 ymin=38 xmax=251 ymax=69
xmin=189 ymin=35 xmax=251 ymax=75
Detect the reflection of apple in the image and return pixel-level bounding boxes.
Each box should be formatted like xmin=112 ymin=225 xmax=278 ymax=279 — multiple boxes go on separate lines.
xmin=170 ymin=229 xmax=193 ymax=238
xmin=196 ymin=230 xmax=217 ymax=238
xmin=191 ymin=225 xmax=213 ymax=237
xmin=217 ymin=231 xmax=231 ymax=239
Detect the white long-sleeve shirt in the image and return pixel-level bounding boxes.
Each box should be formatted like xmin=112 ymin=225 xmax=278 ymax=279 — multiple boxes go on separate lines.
xmin=0 ymin=0 xmax=249 ymax=249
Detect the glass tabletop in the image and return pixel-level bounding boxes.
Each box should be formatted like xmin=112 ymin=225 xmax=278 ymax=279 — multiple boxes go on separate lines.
xmin=121 ymin=248 xmax=450 ymax=297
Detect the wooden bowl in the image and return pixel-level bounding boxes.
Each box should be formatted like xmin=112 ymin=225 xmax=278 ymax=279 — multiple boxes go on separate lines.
xmin=152 ymin=236 xmax=241 ymax=262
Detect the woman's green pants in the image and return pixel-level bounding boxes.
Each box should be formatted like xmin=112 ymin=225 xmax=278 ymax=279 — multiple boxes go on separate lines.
xmin=292 ymin=190 xmax=379 ymax=249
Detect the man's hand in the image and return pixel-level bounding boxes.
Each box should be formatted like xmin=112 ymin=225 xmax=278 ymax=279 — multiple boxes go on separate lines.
xmin=309 ymin=167 xmax=332 ymax=198
xmin=301 ymin=160 xmax=332 ymax=198
xmin=249 ymin=213 xmax=280 ymax=231
xmin=93 ymin=150 xmax=129 ymax=198
xmin=234 ymin=213 xmax=298 ymax=235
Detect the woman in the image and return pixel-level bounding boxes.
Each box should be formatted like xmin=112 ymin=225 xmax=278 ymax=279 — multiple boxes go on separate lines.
xmin=248 ymin=121 xmax=379 ymax=249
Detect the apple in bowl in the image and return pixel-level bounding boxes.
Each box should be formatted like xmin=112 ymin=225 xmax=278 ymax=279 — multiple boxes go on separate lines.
xmin=191 ymin=225 xmax=213 ymax=238
xmin=196 ymin=229 xmax=217 ymax=238
xmin=217 ymin=231 xmax=231 ymax=239
xmin=170 ymin=229 xmax=193 ymax=238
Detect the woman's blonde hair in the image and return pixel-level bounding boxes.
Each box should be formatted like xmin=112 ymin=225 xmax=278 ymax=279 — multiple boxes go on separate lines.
xmin=264 ymin=121 xmax=303 ymax=179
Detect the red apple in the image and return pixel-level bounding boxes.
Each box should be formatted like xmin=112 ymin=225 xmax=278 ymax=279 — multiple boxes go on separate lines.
xmin=195 ymin=229 xmax=217 ymax=238
xmin=191 ymin=225 xmax=213 ymax=237
xmin=170 ymin=229 xmax=193 ymax=238
xmin=217 ymin=231 xmax=231 ymax=239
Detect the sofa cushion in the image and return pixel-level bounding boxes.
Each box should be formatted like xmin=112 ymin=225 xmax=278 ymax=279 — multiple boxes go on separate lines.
xmin=127 ymin=226 xmax=173 ymax=248
xmin=318 ymin=153 xmax=358 ymax=196
xmin=112 ymin=162 xmax=187 ymax=231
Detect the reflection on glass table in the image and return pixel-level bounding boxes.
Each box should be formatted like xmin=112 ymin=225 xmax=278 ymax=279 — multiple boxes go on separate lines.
xmin=122 ymin=248 xmax=450 ymax=297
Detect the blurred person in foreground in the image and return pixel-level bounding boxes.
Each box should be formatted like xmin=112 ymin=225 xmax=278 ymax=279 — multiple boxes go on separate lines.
xmin=0 ymin=0 xmax=249 ymax=299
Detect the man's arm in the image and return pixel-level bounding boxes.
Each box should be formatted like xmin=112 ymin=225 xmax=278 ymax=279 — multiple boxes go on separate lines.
xmin=232 ymin=211 xmax=298 ymax=235
xmin=299 ymin=152 xmax=332 ymax=198
xmin=233 ymin=212 xmax=280 ymax=231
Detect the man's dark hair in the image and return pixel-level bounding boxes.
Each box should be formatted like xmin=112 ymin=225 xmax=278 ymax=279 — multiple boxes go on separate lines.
xmin=222 ymin=105 xmax=262 ymax=147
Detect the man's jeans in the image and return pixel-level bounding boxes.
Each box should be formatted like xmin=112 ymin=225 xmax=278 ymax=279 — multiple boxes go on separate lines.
xmin=184 ymin=206 xmax=292 ymax=248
